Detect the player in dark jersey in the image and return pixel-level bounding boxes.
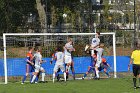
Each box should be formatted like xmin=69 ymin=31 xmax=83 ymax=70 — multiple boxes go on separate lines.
xmin=21 ymin=47 xmax=34 ymax=84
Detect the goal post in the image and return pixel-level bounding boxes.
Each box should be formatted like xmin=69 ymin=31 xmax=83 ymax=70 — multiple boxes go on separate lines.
xmin=2 ymin=32 xmax=116 ymax=84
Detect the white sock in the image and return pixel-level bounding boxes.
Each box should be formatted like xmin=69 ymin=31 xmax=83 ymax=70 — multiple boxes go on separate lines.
xmin=96 ymin=70 xmax=99 ymax=78
xmin=53 ymin=73 xmax=55 ymax=83
xmin=31 ymin=75 xmax=36 ymax=83
xmin=67 ymin=66 xmax=71 ymax=72
xmin=42 ymin=73 xmax=45 ymax=81
xmin=64 ymin=72 xmax=66 ymax=81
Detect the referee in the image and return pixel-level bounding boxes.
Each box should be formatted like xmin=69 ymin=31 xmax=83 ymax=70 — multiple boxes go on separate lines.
xmin=128 ymin=42 xmax=140 ymax=89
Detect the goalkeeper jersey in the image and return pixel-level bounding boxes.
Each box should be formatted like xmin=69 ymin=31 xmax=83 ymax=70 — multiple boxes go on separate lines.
xmin=131 ymin=50 xmax=140 ymax=65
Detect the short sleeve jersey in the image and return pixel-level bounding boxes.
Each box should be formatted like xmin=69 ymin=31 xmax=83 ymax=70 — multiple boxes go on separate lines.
xmin=91 ymin=37 xmax=100 ymax=48
xmin=131 ymin=50 xmax=140 ymax=65
xmin=64 ymin=42 xmax=73 ymax=56
xmin=26 ymin=52 xmax=33 ymax=64
xmin=34 ymin=52 xmax=42 ymax=66
xmin=55 ymin=52 xmax=64 ymax=65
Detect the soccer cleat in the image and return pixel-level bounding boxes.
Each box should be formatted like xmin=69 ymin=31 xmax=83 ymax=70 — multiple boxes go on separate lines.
xmin=35 ymin=82 xmax=38 ymax=84
xmin=82 ymin=77 xmax=84 ymax=80
xmin=134 ymin=87 xmax=137 ymax=90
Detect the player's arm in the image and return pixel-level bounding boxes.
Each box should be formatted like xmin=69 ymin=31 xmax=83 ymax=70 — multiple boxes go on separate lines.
xmin=26 ymin=57 xmax=34 ymax=65
xmin=128 ymin=58 xmax=133 ymax=71
xmin=50 ymin=53 xmax=56 ymax=64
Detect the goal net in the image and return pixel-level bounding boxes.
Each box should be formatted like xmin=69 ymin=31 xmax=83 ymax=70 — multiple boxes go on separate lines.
xmin=1 ymin=33 xmax=116 ymax=84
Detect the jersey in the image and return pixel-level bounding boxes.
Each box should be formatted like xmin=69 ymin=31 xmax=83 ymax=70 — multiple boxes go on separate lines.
xmin=26 ymin=51 xmax=33 ymax=64
xmin=91 ymin=37 xmax=100 ymax=49
xmin=34 ymin=52 xmax=42 ymax=66
xmin=55 ymin=52 xmax=64 ymax=65
xmin=96 ymin=48 xmax=104 ymax=57
xmin=64 ymin=42 xmax=74 ymax=56
xmin=131 ymin=50 xmax=140 ymax=65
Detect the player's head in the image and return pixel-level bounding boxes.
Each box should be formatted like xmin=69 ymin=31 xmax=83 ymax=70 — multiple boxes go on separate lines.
xmin=34 ymin=47 xmax=39 ymax=52
xmin=56 ymin=47 xmax=63 ymax=52
xmin=135 ymin=41 xmax=140 ymax=50
xmin=96 ymin=32 xmax=100 ymax=38
xmin=67 ymin=37 xmax=73 ymax=44
xmin=28 ymin=46 xmax=33 ymax=51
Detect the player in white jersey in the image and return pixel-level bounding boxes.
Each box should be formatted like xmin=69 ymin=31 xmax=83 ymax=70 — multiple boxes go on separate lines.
xmin=90 ymin=32 xmax=100 ymax=56
xmin=90 ymin=32 xmax=102 ymax=79
xmin=94 ymin=43 xmax=104 ymax=79
xmin=53 ymin=47 xmax=66 ymax=83
xmin=64 ymin=38 xmax=75 ymax=79
xmin=31 ymin=47 xmax=45 ymax=83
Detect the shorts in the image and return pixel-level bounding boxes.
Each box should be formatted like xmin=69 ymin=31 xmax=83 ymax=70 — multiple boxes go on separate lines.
xmin=133 ymin=64 xmax=140 ymax=77
xmin=35 ymin=65 xmax=44 ymax=72
xmin=54 ymin=64 xmax=65 ymax=73
xmin=95 ymin=61 xmax=101 ymax=67
xmin=26 ymin=64 xmax=34 ymax=73
xmin=65 ymin=55 xmax=72 ymax=64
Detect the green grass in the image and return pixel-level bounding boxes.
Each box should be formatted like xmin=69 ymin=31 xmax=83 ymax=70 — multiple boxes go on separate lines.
xmin=0 ymin=78 xmax=139 ymax=93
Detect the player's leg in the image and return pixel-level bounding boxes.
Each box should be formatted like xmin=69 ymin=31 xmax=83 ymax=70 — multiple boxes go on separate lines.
xmin=31 ymin=66 xmax=40 ymax=83
xmin=53 ymin=65 xmax=59 ymax=83
xmin=82 ymin=66 xmax=92 ymax=79
xmin=22 ymin=64 xmax=30 ymax=84
xmin=30 ymin=66 xmax=35 ymax=83
xmin=60 ymin=65 xmax=66 ymax=82
xmin=56 ymin=68 xmax=61 ymax=81
xmin=95 ymin=62 xmax=101 ymax=79
xmin=138 ymin=65 xmax=140 ymax=87
xmin=103 ymin=67 xmax=110 ymax=78
xmin=71 ymin=61 xmax=75 ymax=80
xmin=40 ymin=67 xmax=45 ymax=82
xmin=132 ymin=64 xmax=138 ymax=89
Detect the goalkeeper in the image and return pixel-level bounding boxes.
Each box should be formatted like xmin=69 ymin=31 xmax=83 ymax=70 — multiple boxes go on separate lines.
xmin=128 ymin=42 xmax=140 ymax=89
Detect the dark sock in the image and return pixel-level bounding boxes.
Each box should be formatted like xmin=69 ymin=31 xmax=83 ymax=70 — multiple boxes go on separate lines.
xmin=133 ymin=78 xmax=136 ymax=87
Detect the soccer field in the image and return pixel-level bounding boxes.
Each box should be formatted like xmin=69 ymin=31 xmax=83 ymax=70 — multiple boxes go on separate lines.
xmin=0 ymin=78 xmax=139 ymax=93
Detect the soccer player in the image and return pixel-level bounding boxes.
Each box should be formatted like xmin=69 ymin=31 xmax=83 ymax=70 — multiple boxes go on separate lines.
xmin=31 ymin=47 xmax=45 ymax=83
xmin=82 ymin=53 xmax=97 ymax=80
xmin=98 ymin=57 xmax=110 ymax=78
xmin=50 ymin=50 xmax=61 ymax=81
xmin=64 ymin=38 xmax=75 ymax=80
xmin=128 ymin=42 xmax=140 ymax=89
xmin=90 ymin=32 xmax=100 ymax=56
xmin=94 ymin=43 xmax=104 ymax=79
xmin=52 ymin=47 xmax=66 ymax=83
xmin=21 ymin=47 xmax=34 ymax=84
xmin=90 ymin=32 xmax=101 ymax=79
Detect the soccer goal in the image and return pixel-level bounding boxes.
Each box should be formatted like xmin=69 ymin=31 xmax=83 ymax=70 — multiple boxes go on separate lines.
xmin=2 ymin=32 xmax=116 ymax=84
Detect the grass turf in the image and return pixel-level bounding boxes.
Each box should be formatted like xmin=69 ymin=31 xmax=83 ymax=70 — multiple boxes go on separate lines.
xmin=0 ymin=78 xmax=139 ymax=93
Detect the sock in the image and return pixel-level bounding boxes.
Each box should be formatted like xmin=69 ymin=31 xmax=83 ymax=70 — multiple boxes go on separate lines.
xmin=31 ymin=75 xmax=36 ymax=83
xmin=133 ymin=78 xmax=136 ymax=87
xmin=72 ymin=71 xmax=75 ymax=78
xmin=35 ymin=76 xmax=39 ymax=82
xmin=105 ymin=72 xmax=109 ymax=77
xmin=96 ymin=70 xmax=99 ymax=78
xmin=64 ymin=72 xmax=66 ymax=81
xmin=42 ymin=73 xmax=45 ymax=81
xmin=139 ymin=78 xmax=140 ymax=86
xmin=68 ymin=66 xmax=71 ymax=72
xmin=83 ymin=73 xmax=87 ymax=78
xmin=30 ymin=73 xmax=33 ymax=83
xmin=53 ymin=73 xmax=55 ymax=79
xmin=22 ymin=75 xmax=27 ymax=83
xmin=53 ymin=73 xmax=55 ymax=83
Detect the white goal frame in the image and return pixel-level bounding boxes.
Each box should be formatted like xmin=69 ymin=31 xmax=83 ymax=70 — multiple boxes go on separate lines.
xmin=3 ymin=32 xmax=116 ymax=84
